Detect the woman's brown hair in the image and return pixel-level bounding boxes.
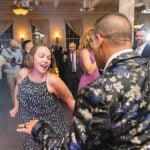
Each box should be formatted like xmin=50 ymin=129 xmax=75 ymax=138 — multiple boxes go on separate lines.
xmin=25 ymin=44 xmax=55 ymax=72
xmin=78 ymin=29 xmax=94 ymax=51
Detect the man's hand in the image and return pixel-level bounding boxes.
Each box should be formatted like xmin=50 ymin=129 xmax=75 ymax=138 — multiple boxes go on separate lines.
xmin=2 ymin=64 xmax=7 ymax=69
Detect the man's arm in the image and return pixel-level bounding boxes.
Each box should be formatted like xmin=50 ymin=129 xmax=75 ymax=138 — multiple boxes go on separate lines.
xmin=17 ymin=83 xmax=111 ymax=149
xmin=1 ymin=48 xmax=12 ymax=63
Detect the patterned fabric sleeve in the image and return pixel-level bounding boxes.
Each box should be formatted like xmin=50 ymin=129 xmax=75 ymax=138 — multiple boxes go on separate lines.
xmin=31 ymin=120 xmax=62 ymax=149
xmin=61 ymin=84 xmax=112 ymax=150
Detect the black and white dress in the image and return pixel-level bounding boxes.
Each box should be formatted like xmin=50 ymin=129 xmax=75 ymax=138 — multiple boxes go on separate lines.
xmin=17 ymin=76 xmax=69 ymax=150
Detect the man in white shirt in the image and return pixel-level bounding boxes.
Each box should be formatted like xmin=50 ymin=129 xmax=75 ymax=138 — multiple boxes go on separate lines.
xmin=63 ymin=42 xmax=82 ymax=98
xmin=1 ymin=39 xmax=23 ymax=103
xmin=135 ymin=28 xmax=150 ymax=57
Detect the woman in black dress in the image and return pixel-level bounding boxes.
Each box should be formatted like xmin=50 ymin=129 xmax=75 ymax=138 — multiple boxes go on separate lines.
xmin=10 ymin=44 xmax=75 ymax=149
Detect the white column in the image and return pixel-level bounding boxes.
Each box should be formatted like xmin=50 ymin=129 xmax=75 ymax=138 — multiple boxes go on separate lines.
xmin=119 ymin=0 xmax=135 ymax=43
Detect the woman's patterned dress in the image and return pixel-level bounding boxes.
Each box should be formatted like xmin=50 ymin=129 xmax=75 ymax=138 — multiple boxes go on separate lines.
xmin=17 ymin=76 xmax=69 ymax=150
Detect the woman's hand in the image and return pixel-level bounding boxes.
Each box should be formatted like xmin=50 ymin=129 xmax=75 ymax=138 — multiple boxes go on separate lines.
xmin=9 ymin=107 xmax=18 ymax=117
xmin=17 ymin=120 xmax=39 ymax=135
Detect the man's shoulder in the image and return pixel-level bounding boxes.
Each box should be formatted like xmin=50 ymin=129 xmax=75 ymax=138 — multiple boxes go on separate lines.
xmin=145 ymin=42 xmax=150 ymax=48
xmin=1 ymin=47 xmax=9 ymax=52
xmin=0 ymin=55 xmax=6 ymax=66
xmin=1 ymin=47 xmax=10 ymax=56
xmin=0 ymin=55 xmax=6 ymax=61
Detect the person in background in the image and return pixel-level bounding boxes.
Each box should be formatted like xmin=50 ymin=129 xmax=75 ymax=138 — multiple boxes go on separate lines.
xmin=52 ymin=45 xmax=60 ymax=66
xmin=0 ymin=54 xmax=6 ymax=82
xmin=134 ymin=28 xmax=150 ymax=57
xmin=58 ymin=47 xmax=68 ymax=82
xmin=10 ymin=44 xmax=75 ymax=149
xmin=78 ymin=29 xmax=100 ymax=91
xmin=63 ymin=42 xmax=82 ymax=98
xmin=1 ymin=39 xmax=23 ymax=103
xmin=49 ymin=52 xmax=60 ymax=76
xmin=21 ymin=40 xmax=34 ymax=67
xmin=17 ymin=13 xmax=150 ymax=150
xmin=56 ymin=46 xmax=65 ymax=80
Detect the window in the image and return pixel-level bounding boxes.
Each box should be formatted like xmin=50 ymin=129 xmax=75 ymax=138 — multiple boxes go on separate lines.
xmin=0 ymin=25 xmax=13 ymax=48
xmin=31 ymin=26 xmax=45 ymax=44
xmin=65 ymin=24 xmax=80 ymax=49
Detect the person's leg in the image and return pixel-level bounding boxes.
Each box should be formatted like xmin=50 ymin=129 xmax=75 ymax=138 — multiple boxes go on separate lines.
xmin=6 ymin=75 xmax=16 ymax=103
xmin=72 ymin=73 xmax=79 ymax=99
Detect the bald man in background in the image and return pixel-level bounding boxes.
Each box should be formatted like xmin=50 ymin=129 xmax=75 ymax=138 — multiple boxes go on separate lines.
xmin=1 ymin=39 xmax=23 ymax=103
xmin=63 ymin=42 xmax=82 ymax=98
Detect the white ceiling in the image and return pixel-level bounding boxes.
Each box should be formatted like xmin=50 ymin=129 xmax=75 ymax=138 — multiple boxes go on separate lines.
xmin=0 ymin=0 xmax=145 ymax=14
xmin=0 ymin=0 xmax=119 ymax=14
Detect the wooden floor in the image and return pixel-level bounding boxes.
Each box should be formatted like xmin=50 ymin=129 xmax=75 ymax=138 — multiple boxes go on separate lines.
xmin=0 ymin=74 xmax=72 ymax=150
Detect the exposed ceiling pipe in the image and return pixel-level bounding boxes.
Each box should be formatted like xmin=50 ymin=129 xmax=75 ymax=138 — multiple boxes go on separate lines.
xmin=144 ymin=0 xmax=150 ymax=9
xmin=54 ymin=0 xmax=61 ymax=8
xmin=91 ymin=0 xmax=102 ymax=8
xmin=83 ymin=0 xmax=90 ymax=9
xmin=80 ymin=0 xmax=94 ymax=11
xmin=135 ymin=0 xmax=144 ymax=7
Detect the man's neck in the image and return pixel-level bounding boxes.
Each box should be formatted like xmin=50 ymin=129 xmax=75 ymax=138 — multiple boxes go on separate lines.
xmin=137 ymin=41 xmax=147 ymax=47
xmin=11 ymin=48 xmax=17 ymax=51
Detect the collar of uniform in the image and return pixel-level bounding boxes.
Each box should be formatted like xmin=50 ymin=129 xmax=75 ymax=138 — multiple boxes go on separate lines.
xmin=103 ymin=49 xmax=133 ymax=72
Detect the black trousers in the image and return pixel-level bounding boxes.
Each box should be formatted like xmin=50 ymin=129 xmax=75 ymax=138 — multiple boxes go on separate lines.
xmin=66 ymin=72 xmax=79 ymax=99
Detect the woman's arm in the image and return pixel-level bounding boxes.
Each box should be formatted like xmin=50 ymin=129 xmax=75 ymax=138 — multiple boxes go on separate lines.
xmin=47 ymin=73 xmax=75 ymax=112
xmin=80 ymin=48 xmax=98 ymax=74
xmin=9 ymin=73 xmax=20 ymax=117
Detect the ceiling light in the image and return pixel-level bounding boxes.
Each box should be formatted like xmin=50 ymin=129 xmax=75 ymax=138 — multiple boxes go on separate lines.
xmin=134 ymin=24 xmax=144 ymax=29
xmin=80 ymin=7 xmax=94 ymax=12
xmin=141 ymin=9 xmax=150 ymax=14
xmin=13 ymin=7 xmax=29 ymax=15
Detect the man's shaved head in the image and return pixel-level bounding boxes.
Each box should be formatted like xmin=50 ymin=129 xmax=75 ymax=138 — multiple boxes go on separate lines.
xmin=94 ymin=13 xmax=132 ymax=44
xmin=91 ymin=13 xmax=133 ymax=69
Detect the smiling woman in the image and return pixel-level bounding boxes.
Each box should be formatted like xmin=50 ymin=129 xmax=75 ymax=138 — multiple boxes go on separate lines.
xmin=9 ymin=44 xmax=75 ymax=149
xmin=25 ymin=45 xmax=52 ymax=71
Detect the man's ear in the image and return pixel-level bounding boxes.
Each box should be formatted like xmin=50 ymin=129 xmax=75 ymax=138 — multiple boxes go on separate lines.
xmin=97 ymin=34 xmax=103 ymax=46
